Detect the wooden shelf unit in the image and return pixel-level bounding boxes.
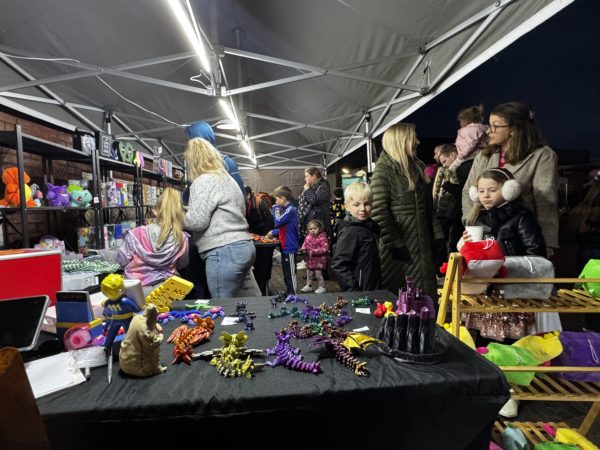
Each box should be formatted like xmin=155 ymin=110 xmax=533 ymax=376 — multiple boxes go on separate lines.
xmin=436 ymin=252 xmax=600 ymax=443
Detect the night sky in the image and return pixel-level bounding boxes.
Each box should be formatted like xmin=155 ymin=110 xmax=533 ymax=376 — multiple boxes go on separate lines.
xmin=405 ymin=0 xmax=600 ymax=163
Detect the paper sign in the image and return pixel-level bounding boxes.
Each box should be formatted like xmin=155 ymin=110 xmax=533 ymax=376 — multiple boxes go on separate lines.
xmin=221 ymin=317 xmax=239 ymax=326
xmin=355 ymin=308 xmax=371 ymax=314
xmin=352 ymin=326 xmax=370 ymax=332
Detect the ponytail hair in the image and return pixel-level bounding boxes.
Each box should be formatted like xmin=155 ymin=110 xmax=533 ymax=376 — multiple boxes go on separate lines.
xmin=154 ymin=187 xmax=185 ymax=248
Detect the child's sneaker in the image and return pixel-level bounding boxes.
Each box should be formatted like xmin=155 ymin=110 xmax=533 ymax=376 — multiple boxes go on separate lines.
xmin=296 ymin=260 xmax=306 ymax=270
xmin=314 ymin=286 xmax=326 ymax=294
xmin=300 ymin=285 xmax=313 ymax=293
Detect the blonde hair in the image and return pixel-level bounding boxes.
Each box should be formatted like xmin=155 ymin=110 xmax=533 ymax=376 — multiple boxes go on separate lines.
xmin=382 ymin=123 xmax=422 ymax=191
xmin=185 ymin=138 xmax=226 ymax=180
xmin=154 ymin=187 xmax=185 ymax=247
xmin=344 ymin=182 xmax=372 ymax=204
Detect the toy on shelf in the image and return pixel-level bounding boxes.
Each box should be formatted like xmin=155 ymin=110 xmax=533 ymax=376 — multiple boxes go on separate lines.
xmin=30 ymin=183 xmax=43 ymax=207
xmin=119 ymin=304 xmax=167 ymax=377
xmin=145 ymin=276 xmax=194 ymax=313
xmin=0 ymin=167 xmax=36 ymax=207
xmin=196 ymin=331 xmax=264 ymax=379
xmin=67 ymin=185 xmax=92 ymax=207
xmin=101 ymin=273 xmax=141 ymax=349
xmin=46 ymin=183 xmax=70 ymax=207
xmin=440 ymin=239 xmax=506 ymax=295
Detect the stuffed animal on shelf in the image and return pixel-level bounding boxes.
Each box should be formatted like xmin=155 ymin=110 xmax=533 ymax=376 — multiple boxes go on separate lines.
xmin=0 ymin=167 xmax=36 ymax=207
xmin=30 ymin=183 xmax=43 ymax=207
xmin=440 ymin=239 xmax=506 ymax=294
xmin=45 ymin=183 xmax=70 ymax=207
xmin=67 ymin=185 xmax=92 ymax=207
xmin=119 ymin=303 xmax=167 ymax=377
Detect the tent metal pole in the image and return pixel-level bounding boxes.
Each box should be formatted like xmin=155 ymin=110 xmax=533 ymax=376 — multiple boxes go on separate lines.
xmin=223 ymin=47 xmax=420 ymax=92
xmin=365 ymin=113 xmax=373 ymax=174
xmin=0 ymin=54 xmax=102 ymax=132
xmin=430 ymin=9 xmax=501 ymax=90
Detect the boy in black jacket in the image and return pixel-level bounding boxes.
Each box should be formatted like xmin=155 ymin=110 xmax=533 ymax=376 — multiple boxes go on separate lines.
xmin=331 ymin=182 xmax=381 ymax=291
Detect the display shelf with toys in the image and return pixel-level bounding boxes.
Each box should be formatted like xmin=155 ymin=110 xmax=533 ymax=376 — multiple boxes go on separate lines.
xmin=0 ymin=125 xmax=183 ymax=250
xmin=436 ymin=252 xmax=600 ymax=447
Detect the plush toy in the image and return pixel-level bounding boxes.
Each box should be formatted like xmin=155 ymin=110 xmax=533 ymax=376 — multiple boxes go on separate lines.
xmin=67 ymin=185 xmax=92 ymax=207
xmin=0 ymin=167 xmax=36 ymax=207
xmin=440 ymin=238 xmax=506 ymax=294
xmin=46 ymin=183 xmax=70 ymax=207
xmin=30 ymin=183 xmax=43 ymax=207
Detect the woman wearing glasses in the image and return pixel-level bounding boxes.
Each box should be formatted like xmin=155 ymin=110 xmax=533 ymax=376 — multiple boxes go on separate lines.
xmin=461 ymin=101 xmax=558 ymax=258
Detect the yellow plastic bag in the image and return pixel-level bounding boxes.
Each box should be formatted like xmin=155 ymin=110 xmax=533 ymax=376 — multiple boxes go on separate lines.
xmin=443 ymin=323 xmax=476 ymax=349
xmin=513 ymin=332 xmax=563 ymax=364
xmin=555 ymin=427 xmax=599 ymax=450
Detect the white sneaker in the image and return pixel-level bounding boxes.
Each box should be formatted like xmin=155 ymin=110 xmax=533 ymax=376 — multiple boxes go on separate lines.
xmin=300 ymin=285 xmax=313 ymax=293
xmin=296 ymin=260 xmax=306 ymax=270
xmin=314 ymin=286 xmax=326 ymax=294
xmin=498 ymin=397 xmax=519 ymax=419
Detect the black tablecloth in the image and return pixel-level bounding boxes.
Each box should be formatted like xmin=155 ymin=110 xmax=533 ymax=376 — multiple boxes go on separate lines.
xmin=38 ymin=291 xmax=509 ymax=449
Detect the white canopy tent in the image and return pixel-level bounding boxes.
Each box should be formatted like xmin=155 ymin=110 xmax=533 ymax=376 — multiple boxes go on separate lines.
xmin=0 ymin=0 xmax=574 ymax=170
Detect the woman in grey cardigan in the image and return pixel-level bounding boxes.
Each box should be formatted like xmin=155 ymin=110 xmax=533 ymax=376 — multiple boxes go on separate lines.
xmin=184 ymin=138 xmax=256 ymax=298
xmin=461 ymin=101 xmax=559 ymax=257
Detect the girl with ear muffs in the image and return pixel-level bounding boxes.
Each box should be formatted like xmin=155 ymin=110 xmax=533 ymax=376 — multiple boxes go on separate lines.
xmin=460 ymin=168 xmax=546 ymax=256
xmin=461 ymin=168 xmax=548 ymax=420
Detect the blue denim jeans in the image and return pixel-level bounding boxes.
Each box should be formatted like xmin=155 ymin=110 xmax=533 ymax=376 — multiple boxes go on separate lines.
xmin=201 ymin=240 xmax=256 ymax=298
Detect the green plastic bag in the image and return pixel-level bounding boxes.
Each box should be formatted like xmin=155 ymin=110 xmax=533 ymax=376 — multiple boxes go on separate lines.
xmin=534 ymin=443 xmax=580 ymax=450
xmin=576 ymin=259 xmax=600 ymax=297
xmin=483 ymin=343 xmax=538 ymax=385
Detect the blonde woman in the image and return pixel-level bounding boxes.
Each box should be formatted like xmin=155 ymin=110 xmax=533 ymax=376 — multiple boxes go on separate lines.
xmin=183 ymin=138 xmax=255 ymax=298
xmin=117 ymin=187 xmax=189 ymax=293
xmin=371 ymin=123 xmax=444 ymax=297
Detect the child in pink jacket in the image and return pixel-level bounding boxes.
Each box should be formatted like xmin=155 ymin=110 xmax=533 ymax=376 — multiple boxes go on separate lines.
xmin=450 ymin=104 xmax=488 ymax=171
xmin=300 ymin=219 xmax=329 ymax=294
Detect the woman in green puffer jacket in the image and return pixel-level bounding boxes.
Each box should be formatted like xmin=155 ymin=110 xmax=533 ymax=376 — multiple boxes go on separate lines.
xmin=371 ymin=123 xmax=444 ymax=298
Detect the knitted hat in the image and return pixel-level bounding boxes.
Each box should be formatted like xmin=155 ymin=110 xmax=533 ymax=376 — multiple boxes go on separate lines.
xmin=185 ymin=122 xmax=216 ymax=145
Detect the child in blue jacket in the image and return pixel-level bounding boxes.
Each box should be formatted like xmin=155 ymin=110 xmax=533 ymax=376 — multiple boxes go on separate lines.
xmin=267 ymin=185 xmax=299 ymax=294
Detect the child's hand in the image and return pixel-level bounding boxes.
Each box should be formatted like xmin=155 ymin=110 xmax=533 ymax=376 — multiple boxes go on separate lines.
xmin=462 ymin=230 xmax=472 ymax=243
xmin=265 ymin=232 xmax=273 ymax=239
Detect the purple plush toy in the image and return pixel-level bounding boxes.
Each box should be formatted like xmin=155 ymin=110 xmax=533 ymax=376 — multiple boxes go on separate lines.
xmin=46 ymin=183 xmax=70 ymax=207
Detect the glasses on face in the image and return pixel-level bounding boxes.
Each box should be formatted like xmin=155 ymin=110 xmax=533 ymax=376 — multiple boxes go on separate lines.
xmin=487 ymin=123 xmax=510 ymax=133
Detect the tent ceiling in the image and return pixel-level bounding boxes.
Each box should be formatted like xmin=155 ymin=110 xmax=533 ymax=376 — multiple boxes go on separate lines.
xmin=0 ymin=0 xmax=573 ymax=169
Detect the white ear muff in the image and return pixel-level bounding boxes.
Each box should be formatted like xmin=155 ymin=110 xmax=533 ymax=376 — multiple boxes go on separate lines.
xmin=469 ymin=185 xmax=479 ymax=202
xmin=501 ymin=179 xmax=521 ymax=202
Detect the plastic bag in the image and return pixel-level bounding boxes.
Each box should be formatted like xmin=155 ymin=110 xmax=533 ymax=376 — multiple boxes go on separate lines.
xmin=483 ymin=343 xmax=538 ymax=386
xmin=442 ymin=323 xmax=476 ymax=349
xmin=513 ymin=332 xmax=563 ymax=363
xmin=553 ymin=331 xmax=600 ymax=382
xmin=576 ymin=259 xmax=600 ymax=297
xmin=503 ymin=425 xmax=532 ymax=450
xmin=555 ymin=427 xmax=599 ymax=450
xmin=497 ymin=256 xmax=554 ymax=299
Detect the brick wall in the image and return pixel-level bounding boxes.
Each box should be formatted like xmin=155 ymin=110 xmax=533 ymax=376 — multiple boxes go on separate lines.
xmin=0 ymin=108 xmax=139 ymax=249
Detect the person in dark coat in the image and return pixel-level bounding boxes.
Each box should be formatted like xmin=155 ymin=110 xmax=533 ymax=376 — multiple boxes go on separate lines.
xmin=332 ymin=182 xmax=381 ymax=291
xmin=245 ymin=186 xmax=275 ymax=295
xmin=298 ymin=167 xmax=331 ymax=241
xmin=371 ymin=123 xmax=444 ymax=297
